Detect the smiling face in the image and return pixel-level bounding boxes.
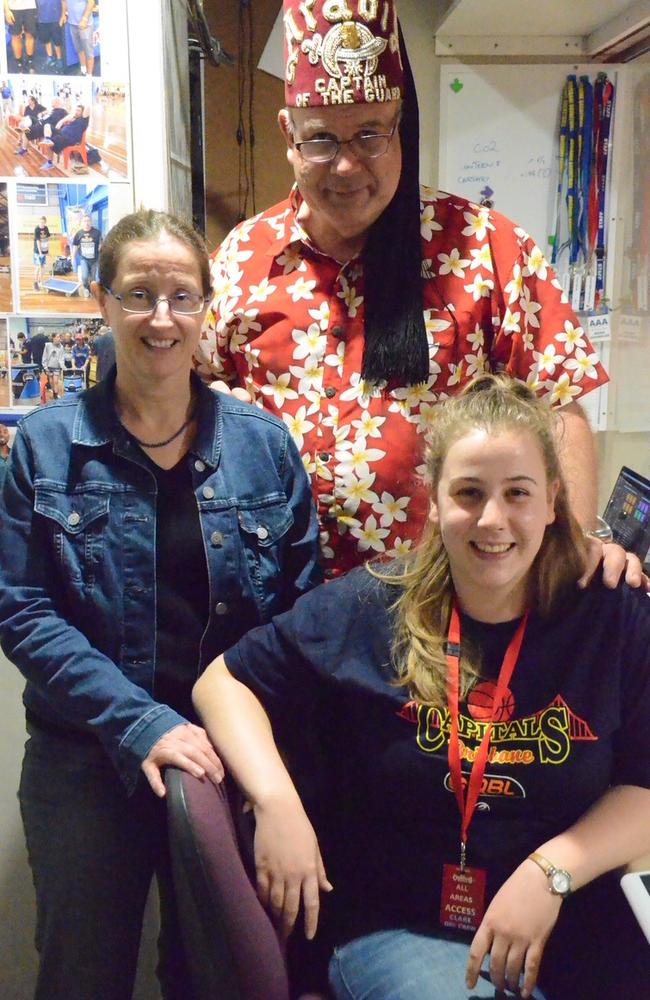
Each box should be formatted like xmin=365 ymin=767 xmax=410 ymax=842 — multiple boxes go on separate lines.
xmin=429 ymin=428 xmax=559 ymax=622
xmin=92 ymin=232 xmax=207 ymax=391
xmin=280 ymin=100 xmax=402 ymax=256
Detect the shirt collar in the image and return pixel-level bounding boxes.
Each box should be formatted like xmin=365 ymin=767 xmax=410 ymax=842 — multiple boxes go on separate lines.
xmin=71 ymin=369 xmax=223 ymax=468
xmin=265 ymin=185 xmax=313 ymax=258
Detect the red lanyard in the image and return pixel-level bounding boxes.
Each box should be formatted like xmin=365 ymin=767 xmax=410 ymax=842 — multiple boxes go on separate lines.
xmin=446 ymin=604 xmax=529 ymax=868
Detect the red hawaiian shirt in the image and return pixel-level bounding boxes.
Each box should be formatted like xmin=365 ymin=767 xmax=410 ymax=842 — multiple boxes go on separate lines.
xmin=197 ymin=186 xmax=609 ymax=576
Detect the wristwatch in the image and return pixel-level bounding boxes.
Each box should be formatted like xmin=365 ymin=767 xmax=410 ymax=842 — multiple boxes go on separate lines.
xmin=527 ymin=852 xmax=573 ymax=898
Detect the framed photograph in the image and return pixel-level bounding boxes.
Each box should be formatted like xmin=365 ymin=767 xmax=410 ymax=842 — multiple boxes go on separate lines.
xmin=4 ymin=2 xmax=100 ymax=78
xmin=15 ymin=180 xmax=107 ymax=313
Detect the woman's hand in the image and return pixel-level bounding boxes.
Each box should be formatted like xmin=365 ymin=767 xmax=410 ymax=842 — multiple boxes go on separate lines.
xmin=465 ymin=861 xmax=562 ymax=998
xmin=141 ymin=722 xmax=224 ymax=797
xmin=253 ymin=798 xmax=333 ymax=941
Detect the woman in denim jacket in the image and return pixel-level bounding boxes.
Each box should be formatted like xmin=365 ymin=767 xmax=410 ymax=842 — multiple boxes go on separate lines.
xmin=0 ymin=209 xmax=321 ymax=1000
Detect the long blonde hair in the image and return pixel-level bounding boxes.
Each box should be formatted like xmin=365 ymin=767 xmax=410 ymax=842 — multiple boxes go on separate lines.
xmin=372 ymin=374 xmax=587 ymax=707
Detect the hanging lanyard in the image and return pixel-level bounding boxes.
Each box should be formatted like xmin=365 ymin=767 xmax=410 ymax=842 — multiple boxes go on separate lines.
xmin=588 ymin=74 xmax=615 ymax=306
xmin=446 ymin=604 xmax=529 ymax=869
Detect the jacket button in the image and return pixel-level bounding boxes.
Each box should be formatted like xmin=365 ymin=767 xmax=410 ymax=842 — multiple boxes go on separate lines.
xmin=331 ymin=325 xmax=345 ymax=339
xmin=202 ymin=486 xmax=215 ymax=499
xmin=214 ymin=602 xmax=228 ymax=615
xmin=210 ymin=531 xmax=224 ymax=547
xmin=324 ymin=386 xmax=336 ymax=398
xmin=256 ymin=525 xmax=269 ymax=540
xmin=194 ymin=459 xmax=206 ymax=472
xmin=67 ymin=511 xmax=81 ymax=527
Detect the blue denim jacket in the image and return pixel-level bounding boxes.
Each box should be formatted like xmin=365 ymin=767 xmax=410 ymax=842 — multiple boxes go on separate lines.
xmin=0 ymin=373 xmax=321 ymax=792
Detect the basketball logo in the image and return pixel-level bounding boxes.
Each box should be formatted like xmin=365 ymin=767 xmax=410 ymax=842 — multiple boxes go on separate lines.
xmin=467 ymin=680 xmax=515 ymax=722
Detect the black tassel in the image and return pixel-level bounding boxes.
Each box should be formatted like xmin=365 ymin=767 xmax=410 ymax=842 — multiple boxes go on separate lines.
xmin=361 ymin=22 xmax=428 ymax=387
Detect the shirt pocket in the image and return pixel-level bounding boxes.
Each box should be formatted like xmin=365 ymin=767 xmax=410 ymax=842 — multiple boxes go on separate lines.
xmin=34 ymin=485 xmax=110 ymax=591
xmin=237 ymin=500 xmax=295 ymax=620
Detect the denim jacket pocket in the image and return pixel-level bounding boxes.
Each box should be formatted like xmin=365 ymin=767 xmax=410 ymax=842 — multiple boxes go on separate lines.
xmin=237 ymin=500 xmax=295 ymax=620
xmin=34 ymin=484 xmax=110 ymax=589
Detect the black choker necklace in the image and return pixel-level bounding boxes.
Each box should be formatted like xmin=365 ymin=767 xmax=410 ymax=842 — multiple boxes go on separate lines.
xmin=124 ymin=412 xmax=195 ymax=449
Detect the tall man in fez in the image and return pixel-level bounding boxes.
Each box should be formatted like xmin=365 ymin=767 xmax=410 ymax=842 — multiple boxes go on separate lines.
xmin=197 ymin=0 xmax=625 ymax=582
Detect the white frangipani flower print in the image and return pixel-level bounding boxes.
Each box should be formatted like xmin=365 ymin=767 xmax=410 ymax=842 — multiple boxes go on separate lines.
xmin=282 ymin=406 xmax=315 ymax=449
xmin=287 ymin=276 xmax=317 ymax=301
xmin=563 ymin=348 xmax=600 ymax=382
xmin=555 ymin=320 xmax=586 ymax=353
xmin=437 ymin=248 xmax=470 ymax=278
xmin=247 ymin=276 xmax=277 ymax=304
xmin=461 ymin=208 xmax=495 ymax=241
xmin=335 ymin=437 xmax=386 ymax=478
xmin=421 ymin=203 xmax=443 ymax=240
xmin=309 ymin=301 xmax=330 ymax=329
xmin=504 ymin=264 xmax=524 ymax=305
xmin=339 ymin=474 xmax=379 ymax=515
xmin=522 ymin=245 xmax=548 ymax=280
xmin=548 ymin=372 xmax=582 ymax=405
xmin=388 ymin=536 xmax=413 ymax=557
xmin=260 ymin=371 xmax=299 ymax=407
xmin=470 ymin=244 xmax=494 ymax=273
xmin=520 ymin=288 xmax=543 ymax=329
xmin=352 ymin=411 xmax=385 ymax=438
xmin=350 ymin=515 xmax=390 ymax=552
xmin=372 ymin=492 xmax=409 ymax=528
xmin=532 ymin=344 xmax=558 ymax=375
xmin=291 ymin=323 xmax=326 ymax=361
xmin=464 ymin=274 xmax=494 ymax=301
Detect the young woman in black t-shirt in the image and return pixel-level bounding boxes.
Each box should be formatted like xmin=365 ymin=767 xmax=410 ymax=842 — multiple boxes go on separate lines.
xmin=194 ymin=375 xmax=650 ymax=1000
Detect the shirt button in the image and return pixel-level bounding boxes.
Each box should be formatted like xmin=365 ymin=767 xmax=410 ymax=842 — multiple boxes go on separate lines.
xmin=331 ymin=325 xmax=345 ymax=339
xmin=256 ymin=525 xmax=269 ymax=541
xmin=67 ymin=511 xmax=80 ymax=527
xmin=194 ymin=459 xmax=206 ymax=472
xmin=324 ymin=386 xmax=336 ymax=398
xmin=214 ymin=602 xmax=228 ymax=615
xmin=202 ymin=486 xmax=215 ymax=499
xmin=210 ymin=531 xmax=224 ymax=547
xmin=319 ymin=452 xmax=331 ymax=462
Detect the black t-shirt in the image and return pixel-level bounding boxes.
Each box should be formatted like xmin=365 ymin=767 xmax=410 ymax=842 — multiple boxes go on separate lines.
xmin=72 ymin=227 xmax=101 ymax=263
xmin=33 ymin=225 xmax=50 ymax=255
xmin=146 ymin=455 xmax=209 ymax=720
xmin=225 ymin=567 xmax=650 ymax=944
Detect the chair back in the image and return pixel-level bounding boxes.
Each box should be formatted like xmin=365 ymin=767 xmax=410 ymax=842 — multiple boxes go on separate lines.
xmin=165 ymin=767 xmax=290 ymax=1000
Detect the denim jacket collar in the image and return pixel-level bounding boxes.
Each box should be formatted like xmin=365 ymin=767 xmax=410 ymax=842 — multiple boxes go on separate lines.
xmin=71 ymin=369 xmax=223 ymax=468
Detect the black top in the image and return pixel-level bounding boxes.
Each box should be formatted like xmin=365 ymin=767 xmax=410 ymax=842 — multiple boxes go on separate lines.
xmin=72 ymin=226 xmax=101 ymax=263
xmin=33 ymin=225 xmax=50 ymax=255
xmin=29 ymin=332 xmax=47 ymax=367
xmin=146 ymin=454 xmax=209 ymax=721
xmin=226 ymin=567 xmax=650 ymax=944
xmin=92 ymin=332 xmax=115 ymax=381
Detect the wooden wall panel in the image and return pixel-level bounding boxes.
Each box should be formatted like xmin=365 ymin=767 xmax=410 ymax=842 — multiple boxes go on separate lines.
xmin=203 ymin=1 xmax=293 ymax=251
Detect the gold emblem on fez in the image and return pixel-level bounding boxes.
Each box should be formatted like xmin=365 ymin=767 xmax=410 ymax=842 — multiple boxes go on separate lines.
xmin=321 ymin=21 xmax=387 ymax=78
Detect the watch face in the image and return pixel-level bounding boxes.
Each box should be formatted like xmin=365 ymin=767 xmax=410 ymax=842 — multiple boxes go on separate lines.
xmin=551 ymin=870 xmax=571 ymax=896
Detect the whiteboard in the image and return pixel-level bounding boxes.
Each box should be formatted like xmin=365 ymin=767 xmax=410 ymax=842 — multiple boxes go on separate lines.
xmin=438 ymin=63 xmax=616 ymax=256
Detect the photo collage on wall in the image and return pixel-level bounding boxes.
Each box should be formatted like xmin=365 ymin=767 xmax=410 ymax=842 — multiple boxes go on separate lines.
xmin=0 ymin=1 xmax=130 ymax=415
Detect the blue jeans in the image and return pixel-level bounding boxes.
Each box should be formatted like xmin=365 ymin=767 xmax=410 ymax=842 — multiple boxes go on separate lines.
xmin=78 ymin=256 xmax=98 ymax=288
xmin=18 ymin=724 xmax=194 ymax=1000
xmin=328 ymin=928 xmax=549 ymax=1000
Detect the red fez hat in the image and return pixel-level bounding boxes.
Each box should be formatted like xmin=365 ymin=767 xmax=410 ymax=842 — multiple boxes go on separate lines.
xmin=283 ymin=0 xmax=404 ymax=108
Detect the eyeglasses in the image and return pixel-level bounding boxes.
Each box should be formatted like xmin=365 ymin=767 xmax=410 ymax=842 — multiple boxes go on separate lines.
xmin=294 ymin=119 xmax=400 ymax=164
xmin=105 ymin=287 xmax=208 ymax=315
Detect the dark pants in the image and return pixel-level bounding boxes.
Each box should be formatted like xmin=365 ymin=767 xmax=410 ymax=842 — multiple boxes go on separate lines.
xmin=18 ymin=725 xmax=194 ymax=1000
